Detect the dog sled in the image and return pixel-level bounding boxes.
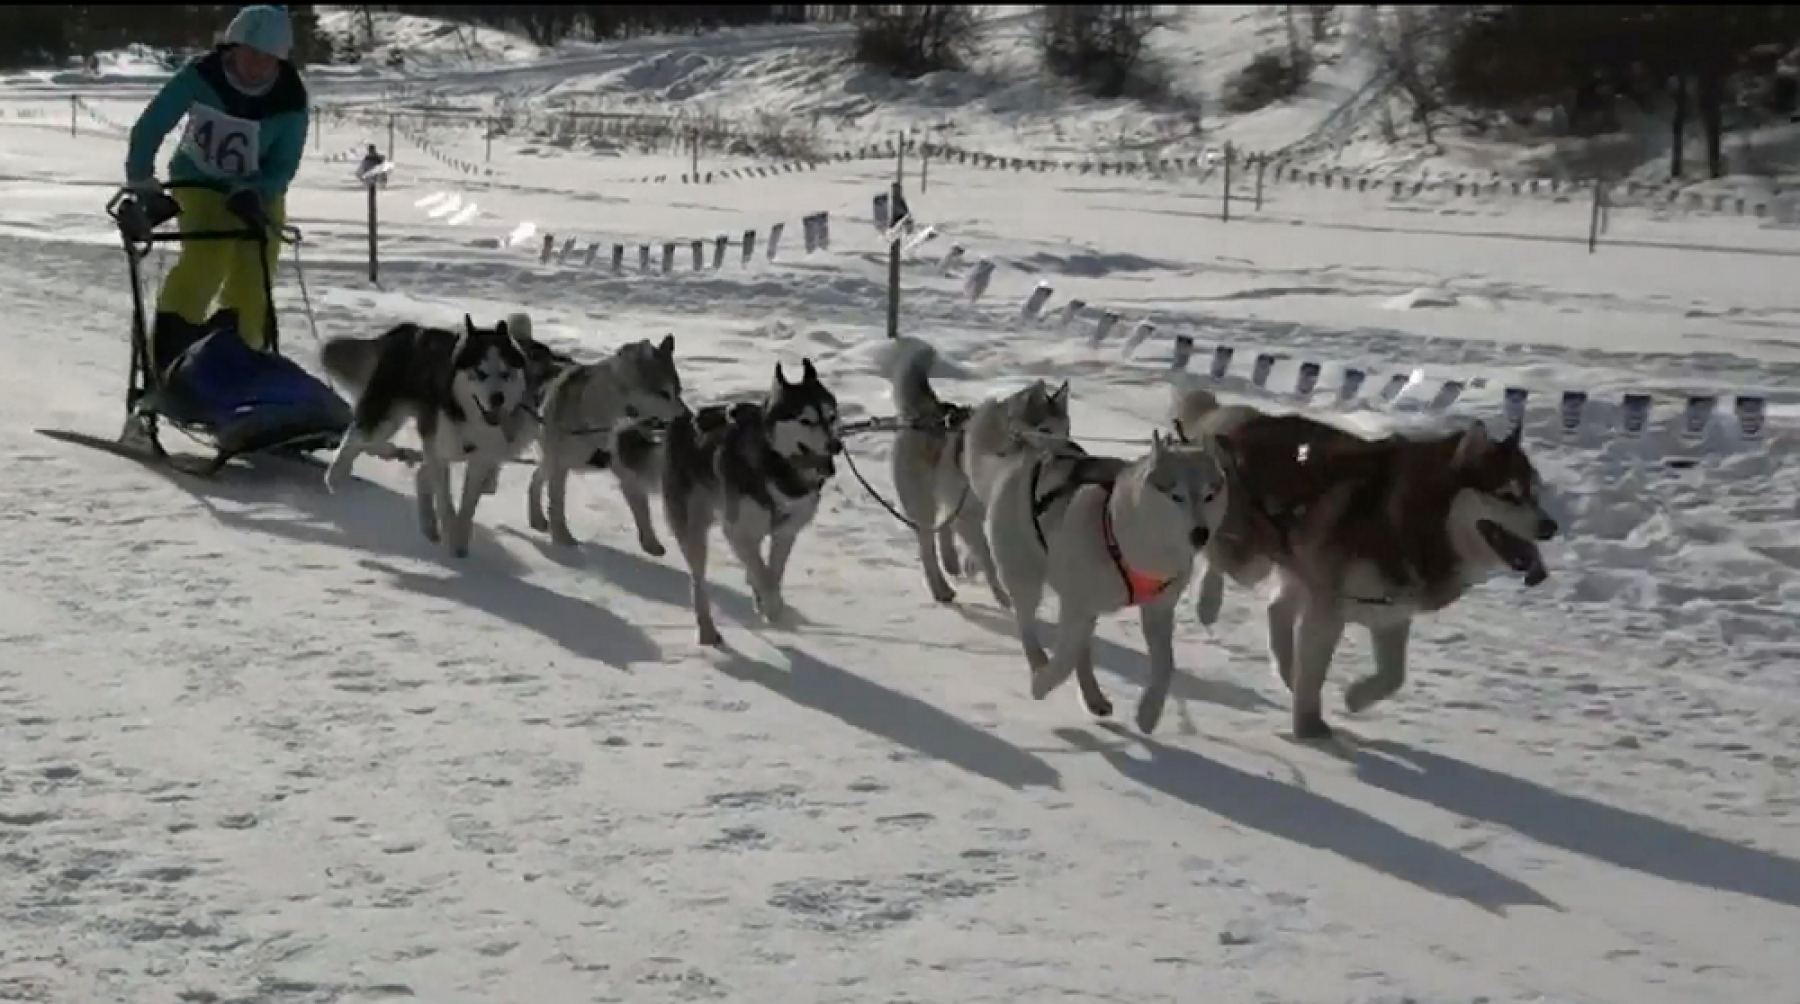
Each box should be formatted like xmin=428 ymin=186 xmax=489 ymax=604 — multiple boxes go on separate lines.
xmin=39 ymin=185 xmax=353 ymax=477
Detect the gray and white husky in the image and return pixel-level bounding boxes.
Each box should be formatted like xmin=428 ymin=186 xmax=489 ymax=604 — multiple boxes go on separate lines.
xmin=526 ymin=333 xmax=689 ymax=551
xmin=1168 ymin=385 xmax=1560 ymax=739
xmin=887 ymin=340 xmax=1073 ymax=610
xmin=970 ymin=406 xmax=1229 ymax=726
xmin=320 ymin=314 xmax=535 ymax=558
xmin=662 ymin=359 xmax=843 ymax=647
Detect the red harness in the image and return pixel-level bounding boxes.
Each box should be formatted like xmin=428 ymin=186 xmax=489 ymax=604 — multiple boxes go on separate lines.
xmin=1028 ymin=451 xmax=1174 ymax=607
xmin=1101 ymin=495 xmax=1173 ymax=606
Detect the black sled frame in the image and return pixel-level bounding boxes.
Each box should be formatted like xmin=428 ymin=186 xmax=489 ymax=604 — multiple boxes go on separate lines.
xmin=100 ymin=184 xmax=342 ymax=477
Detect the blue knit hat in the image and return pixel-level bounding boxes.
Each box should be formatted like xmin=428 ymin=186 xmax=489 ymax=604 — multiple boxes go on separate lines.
xmin=223 ymin=5 xmax=293 ymax=60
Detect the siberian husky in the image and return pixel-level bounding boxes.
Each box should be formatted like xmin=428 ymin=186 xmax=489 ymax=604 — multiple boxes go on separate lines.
xmin=319 ymin=314 xmax=535 ymax=558
xmin=526 ymin=333 xmax=689 ymax=551
xmin=662 ymin=359 xmax=843 ymax=647
xmin=971 ymin=406 xmax=1229 ymax=725
xmin=887 ymin=340 xmax=1073 ymax=610
xmin=1169 ymin=386 xmax=1560 ymax=739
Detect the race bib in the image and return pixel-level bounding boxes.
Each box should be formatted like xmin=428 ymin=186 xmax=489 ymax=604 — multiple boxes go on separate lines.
xmin=178 ymin=104 xmax=261 ymax=180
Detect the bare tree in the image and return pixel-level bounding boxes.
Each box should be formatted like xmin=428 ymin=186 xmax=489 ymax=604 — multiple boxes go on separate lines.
xmin=1361 ymin=5 xmax=1464 ymax=149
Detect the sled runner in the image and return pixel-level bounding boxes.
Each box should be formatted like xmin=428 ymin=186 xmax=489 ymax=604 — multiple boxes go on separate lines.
xmin=40 ymin=185 xmax=353 ymax=478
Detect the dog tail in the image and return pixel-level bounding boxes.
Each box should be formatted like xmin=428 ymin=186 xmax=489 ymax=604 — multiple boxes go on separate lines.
xmin=887 ymin=337 xmax=941 ymax=420
xmin=1168 ymin=384 xmax=1221 ymax=442
xmin=319 ymin=333 xmax=387 ymax=392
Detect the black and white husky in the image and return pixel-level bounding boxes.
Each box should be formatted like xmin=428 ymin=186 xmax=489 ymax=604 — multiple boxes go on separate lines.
xmin=662 ymin=359 xmax=843 ymax=647
xmin=320 ymin=314 xmax=536 ymax=558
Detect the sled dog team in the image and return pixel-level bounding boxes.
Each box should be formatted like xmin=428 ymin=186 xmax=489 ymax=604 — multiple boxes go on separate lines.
xmin=318 ymin=312 xmax=1560 ymax=741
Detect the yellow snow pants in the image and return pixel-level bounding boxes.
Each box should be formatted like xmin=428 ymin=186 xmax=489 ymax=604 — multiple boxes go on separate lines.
xmin=154 ymin=187 xmax=287 ymax=351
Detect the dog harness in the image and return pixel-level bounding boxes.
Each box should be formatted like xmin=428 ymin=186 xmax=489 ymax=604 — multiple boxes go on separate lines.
xmin=1029 ymin=454 xmax=1173 ymax=608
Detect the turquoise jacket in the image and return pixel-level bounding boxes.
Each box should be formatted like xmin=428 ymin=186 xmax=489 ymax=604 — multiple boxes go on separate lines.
xmin=125 ymin=45 xmax=309 ymax=202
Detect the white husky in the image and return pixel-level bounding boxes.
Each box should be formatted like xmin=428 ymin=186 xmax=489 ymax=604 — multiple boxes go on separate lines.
xmin=971 ymin=411 xmax=1230 ymax=727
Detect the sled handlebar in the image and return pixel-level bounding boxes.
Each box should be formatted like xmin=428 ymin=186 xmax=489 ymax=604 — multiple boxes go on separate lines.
xmin=106 ymin=186 xmax=304 ymax=247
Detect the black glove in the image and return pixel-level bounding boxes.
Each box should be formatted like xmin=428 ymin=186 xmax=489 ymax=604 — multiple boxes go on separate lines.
xmin=226 ymin=188 xmax=268 ymax=233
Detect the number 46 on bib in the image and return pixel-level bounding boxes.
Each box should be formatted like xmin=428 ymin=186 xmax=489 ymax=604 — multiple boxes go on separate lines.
xmin=180 ymin=105 xmax=261 ymax=180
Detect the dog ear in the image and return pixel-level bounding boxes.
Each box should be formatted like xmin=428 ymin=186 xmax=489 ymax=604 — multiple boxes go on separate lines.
xmin=1050 ymin=380 xmax=1071 ymax=409
xmin=657 ymin=334 xmax=676 ymax=359
xmin=801 ymin=358 xmax=819 ymax=384
xmin=774 ymin=362 xmax=790 ymax=388
xmin=1501 ymin=418 xmax=1523 ymax=449
xmin=495 ymin=317 xmax=510 ymax=339
xmin=463 ymin=313 xmax=477 ymax=337
xmin=1453 ymin=421 xmax=1492 ymax=469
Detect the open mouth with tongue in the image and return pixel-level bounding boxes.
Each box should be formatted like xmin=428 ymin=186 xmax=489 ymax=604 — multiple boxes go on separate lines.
xmin=1477 ymin=519 xmax=1548 ymax=586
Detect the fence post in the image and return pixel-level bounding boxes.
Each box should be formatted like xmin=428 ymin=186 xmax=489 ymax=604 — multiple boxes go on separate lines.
xmin=485 ymin=117 xmax=493 ymax=163
xmin=1221 ymin=143 xmax=1234 ymax=223
xmin=921 ymin=142 xmax=930 ymax=193
xmin=387 ymin=114 xmax=396 ymax=161
xmin=885 ymin=179 xmax=903 ymax=339
xmin=1254 ymin=155 xmax=1266 ymax=211
xmin=365 ymin=176 xmax=379 ymax=284
xmin=1587 ymin=180 xmax=1604 ymax=254
xmin=69 ymin=95 xmax=77 ymax=138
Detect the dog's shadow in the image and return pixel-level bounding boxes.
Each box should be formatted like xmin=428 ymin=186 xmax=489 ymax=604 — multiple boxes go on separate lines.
xmin=1058 ymin=723 xmax=1555 ymax=913
xmin=169 ymin=457 xmax=535 ymax=578
xmin=145 ymin=457 xmax=661 ymax=664
xmin=359 ymin=556 xmax=660 ymax=666
xmin=501 ymin=525 xmax=782 ymax=630
xmin=1356 ymin=738 xmax=1800 ymax=909
xmin=952 ymin=604 xmax=1277 ymax=715
xmin=713 ymin=642 xmax=1063 ymax=792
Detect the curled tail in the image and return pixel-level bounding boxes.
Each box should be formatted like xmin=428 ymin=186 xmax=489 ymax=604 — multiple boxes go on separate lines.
xmin=1168 ymin=384 xmax=1222 ymax=442
xmin=319 ymin=334 xmax=387 ymax=392
xmin=887 ymin=336 xmax=941 ymax=420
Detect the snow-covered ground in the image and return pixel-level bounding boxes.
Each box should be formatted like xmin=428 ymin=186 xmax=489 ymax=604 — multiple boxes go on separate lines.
xmin=2 ymin=10 xmax=1799 ymax=1004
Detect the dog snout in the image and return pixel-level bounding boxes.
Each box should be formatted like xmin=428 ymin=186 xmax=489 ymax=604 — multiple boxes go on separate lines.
xmin=827 ymin=438 xmax=844 ymax=456
xmin=487 ymin=390 xmax=505 ymax=411
xmin=1189 ymin=526 xmax=1211 ymax=549
xmin=1535 ymin=515 xmax=1559 ymax=541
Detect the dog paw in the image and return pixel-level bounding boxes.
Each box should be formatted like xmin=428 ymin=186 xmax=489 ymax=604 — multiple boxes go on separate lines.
xmin=1084 ymin=692 xmax=1114 ymax=719
xmin=698 ymin=624 xmax=724 ymax=648
xmin=1134 ymin=698 xmax=1162 ymax=734
xmin=1029 ymin=664 xmax=1070 ymax=701
xmin=638 ymin=536 xmax=666 ymax=558
xmin=528 ymin=511 xmax=549 ymax=532
xmin=1343 ymin=679 xmax=1387 ymax=715
xmin=1195 ymin=593 xmax=1223 ymax=627
xmin=756 ymin=595 xmax=787 ymax=625
xmin=551 ymin=530 xmax=581 ymax=548
xmin=929 ymin=580 xmax=957 ymax=604
xmin=1291 ymin=710 xmax=1333 ymax=741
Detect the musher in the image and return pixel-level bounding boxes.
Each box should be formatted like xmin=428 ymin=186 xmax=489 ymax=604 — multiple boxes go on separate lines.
xmin=122 ymin=4 xmax=309 ymax=377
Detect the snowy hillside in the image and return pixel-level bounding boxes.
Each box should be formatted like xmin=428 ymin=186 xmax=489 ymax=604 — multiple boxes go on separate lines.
xmin=2 ymin=9 xmax=1799 ymax=1004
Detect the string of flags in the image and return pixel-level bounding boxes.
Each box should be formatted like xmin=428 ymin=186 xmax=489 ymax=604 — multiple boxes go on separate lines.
xmin=873 ymin=188 xmax=1775 ymax=449
xmin=1174 ymin=340 xmax=1771 ymax=444
xmin=522 ymin=211 xmax=833 ymax=274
